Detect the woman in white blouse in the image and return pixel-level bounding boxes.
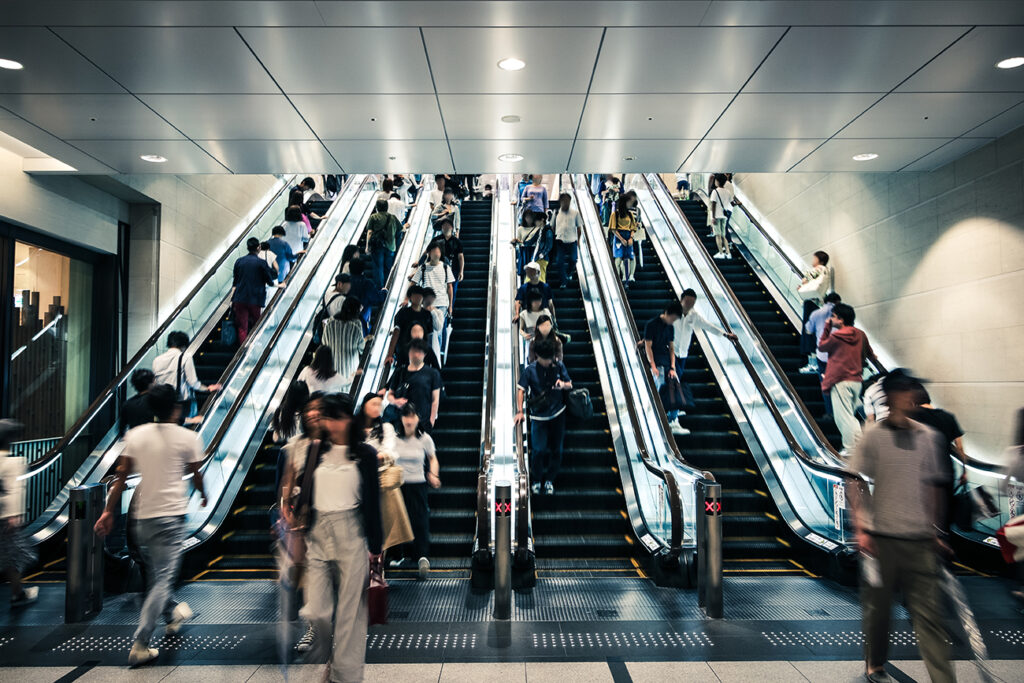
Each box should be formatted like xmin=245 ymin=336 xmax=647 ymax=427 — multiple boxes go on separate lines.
xmin=297 ymin=347 xmax=352 ymax=395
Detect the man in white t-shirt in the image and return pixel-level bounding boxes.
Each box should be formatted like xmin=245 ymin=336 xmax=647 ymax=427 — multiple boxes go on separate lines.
xmin=670 ymin=288 xmax=737 ymax=431
xmin=94 ymin=384 xmax=207 ymax=668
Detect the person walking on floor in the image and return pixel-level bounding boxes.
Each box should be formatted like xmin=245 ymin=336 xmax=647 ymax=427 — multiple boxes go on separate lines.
xmin=393 ymin=403 xmax=440 ymax=579
xmin=818 ymin=302 xmax=879 ymax=455
xmin=232 ymin=236 xmax=277 ymax=344
xmin=515 ymin=339 xmax=573 ymax=496
xmin=0 ymin=420 xmax=38 ymax=608
xmin=847 ymin=371 xmax=955 ymax=683
xmin=94 ymin=384 xmax=206 ymax=667
xmin=279 ymin=394 xmax=382 ymax=683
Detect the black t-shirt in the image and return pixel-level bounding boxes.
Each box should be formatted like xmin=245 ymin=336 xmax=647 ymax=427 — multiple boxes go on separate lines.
xmin=913 ymin=407 xmax=964 ymax=482
xmin=120 ymin=394 xmax=154 ymax=437
xmin=441 ymin=235 xmax=463 ymax=277
xmin=394 ymin=307 xmax=435 ymax=351
xmin=643 ymin=316 xmax=675 ymax=369
xmin=388 ymin=364 xmax=443 ymax=425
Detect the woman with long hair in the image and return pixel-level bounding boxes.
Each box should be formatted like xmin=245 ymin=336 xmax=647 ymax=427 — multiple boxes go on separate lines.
xmin=608 ymin=192 xmax=638 ymax=286
xmin=321 ymin=296 xmax=367 ymax=385
xmin=339 ymin=244 xmax=363 ymax=276
xmin=279 ymin=394 xmax=381 ymax=682
xmin=393 ymin=403 xmax=440 ymax=579
xmin=357 ymin=393 xmax=412 ymax=567
xmin=272 ymin=381 xmax=310 ymax=444
xmin=297 ymin=346 xmax=348 ymax=395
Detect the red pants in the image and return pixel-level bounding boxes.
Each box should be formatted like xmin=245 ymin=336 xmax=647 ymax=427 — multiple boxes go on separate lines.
xmin=232 ymin=302 xmax=262 ymax=344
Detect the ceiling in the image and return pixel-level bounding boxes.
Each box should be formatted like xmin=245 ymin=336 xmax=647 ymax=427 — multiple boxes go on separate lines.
xmin=1 ymin=1 xmax=1023 ymax=174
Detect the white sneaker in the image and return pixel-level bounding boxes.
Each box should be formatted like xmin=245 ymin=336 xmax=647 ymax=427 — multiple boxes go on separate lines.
xmin=713 ymin=252 xmax=726 ymax=260
xmin=10 ymin=586 xmax=38 ymax=607
xmin=164 ymin=602 xmax=193 ymax=635
xmin=295 ymin=624 xmax=315 ymax=653
xmin=670 ymin=423 xmax=691 ymax=436
xmin=797 ymin=364 xmax=818 ymax=375
xmin=128 ymin=641 xmax=159 ymax=668
xmin=418 ymin=557 xmax=430 ymax=579
xmin=531 ymin=482 xmax=541 ymax=495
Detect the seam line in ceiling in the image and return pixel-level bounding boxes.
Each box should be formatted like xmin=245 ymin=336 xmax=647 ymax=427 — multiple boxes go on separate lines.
xmin=566 ymin=27 xmax=607 ymax=172
xmin=0 ymin=102 xmax=120 ymax=173
xmin=46 ymin=27 xmax=234 ymax=173
xmin=676 ymin=25 xmax=791 ymax=173
xmin=784 ymin=25 xmax=977 ymax=172
xmin=419 ymin=27 xmax=457 ymax=173
xmin=897 ymin=97 xmax=1024 ymax=171
xmin=233 ymin=27 xmax=345 ymax=175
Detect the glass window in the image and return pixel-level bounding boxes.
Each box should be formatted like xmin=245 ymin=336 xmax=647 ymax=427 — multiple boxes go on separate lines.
xmin=9 ymin=241 xmax=94 ymax=440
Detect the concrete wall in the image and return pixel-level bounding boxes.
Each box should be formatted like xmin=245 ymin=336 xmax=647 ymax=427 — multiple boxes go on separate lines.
xmin=0 ymin=146 xmax=126 ymax=252
xmin=116 ymin=174 xmax=280 ymax=351
xmin=735 ymin=126 xmax=1024 ymax=462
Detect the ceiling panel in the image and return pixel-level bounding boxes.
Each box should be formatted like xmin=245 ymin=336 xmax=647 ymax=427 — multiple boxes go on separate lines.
xmin=0 ymin=114 xmax=116 ymax=172
xmin=791 ymin=137 xmax=952 ymax=172
xmin=448 ymin=139 xmax=572 ymax=173
xmin=592 ymin=27 xmax=785 ymax=94
xmin=239 ymin=28 xmax=433 ymax=95
xmin=681 ymin=138 xmax=823 ymax=172
xmin=0 ymin=94 xmax=183 ymax=140
xmin=701 ymin=0 xmax=1024 ymax=26
xmin=5 ymin=2 xmax=325 ymax=26
xmin=0 ymin=28 xmax=122 ymax=94
xmin=291 ymin=95 xmax=444 ymax=140
xmin=578 ymin=94 xmax=732 ymax=140
xmin=569 ymin=139 xmax=698 ymax=173
xmin=745 ymin=27 xmax=965 ymax=93
xmin=899 ymin=27 xmax=1024 ymax=93
xmin=422 ymin=28 xmax=603 ymax=94
xmin=68 ymin=139 xmax=229 ymax=173
xmin=708 ymin=93 xmax=878 ymax=139
xmin=140 ymin=95 xmax=314 ymax=140
xmin=961 ymin=101 xmax=1024 ymax=139
xmin=54 ymin=27 xmax=278 ymax=94
xmin=324 ymin=139 xmax=453 ymax=174
xmin=838 ymin=93 xmax=1024 ymax=139
xmin=440 ymin=95 xmax=584 ymax=139
xmin=900 ymin=137 xmax=994 ymax=172
xmin=199 ymin=140 xmax=341 ymax=174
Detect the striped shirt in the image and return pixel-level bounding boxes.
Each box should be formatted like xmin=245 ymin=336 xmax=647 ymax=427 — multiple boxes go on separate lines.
xmin=321 ymin=318 xmax=365 ymax=381
xmin=414 ymin=261 xmax=455 ymax=309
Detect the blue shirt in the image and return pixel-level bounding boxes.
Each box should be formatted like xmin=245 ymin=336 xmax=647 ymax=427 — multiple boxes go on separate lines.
xmin=516 ymin=280 xmax=553 ymax=309
xmin=644 ymin=315 xmax=675 ymax=369
xmin=806 ymin=303 xmax=835 ymax=361
xmin=518 ymin=361 xmax=571 ymax=420
xmin=232 ymin=253 xmax=276 ymax=307
xmin=520 ymin=184 xmax=549 ymax=213
xmin=348 ymin=274 xmax=387 ymax=308
xmin=267 ymin=236 xmax=296 ymax=283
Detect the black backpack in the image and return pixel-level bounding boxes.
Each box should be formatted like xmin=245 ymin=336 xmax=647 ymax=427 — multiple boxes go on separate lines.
xmin=312 ymin=293 xmax=343 ymax=345
xmin=324 ymin=174 xmax=341 ymax=195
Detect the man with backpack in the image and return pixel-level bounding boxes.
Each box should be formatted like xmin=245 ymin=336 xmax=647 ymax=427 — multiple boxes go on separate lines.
xmin=410 ymin=241 xmax=455 ymax=328
xmin=366 ymin=199 xmax=402 ymax=287
xmin=434 ymin=218 xmax=464 ymax=302
xmin=515 ymin=339 xmax=573 ymax=496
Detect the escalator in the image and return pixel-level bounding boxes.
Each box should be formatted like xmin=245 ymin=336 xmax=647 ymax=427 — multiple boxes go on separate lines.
xmin=534 ymin=270 xmax=640 ymax=576
xmin=625 ymin=237 xmax=806 ymax=575
xmin=678 ymin=199 xmax=841 ymax=449
xmin=391 ymin=198 xmax=491 ymax=576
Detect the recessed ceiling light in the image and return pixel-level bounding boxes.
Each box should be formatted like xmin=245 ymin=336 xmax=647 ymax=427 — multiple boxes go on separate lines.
xmin=996 ymin=56 xmax=1024 ymax=70
xmin=497 ymin=57 xmax=525 ymax=71
xmin=140 ymin=154 xmax=167 ymax=163
xmin=0 ymin=58 xmax=24 ymax=70
xmin=623 ymin=155 xmax=637 ymax=161
xmin=498 ymin=153 xmax=524 ymax=163
xmin=501 ymin=115 xmax=521 ymax=123
xmin=388 ymin=155 xmax=397 ymax=161
xmin=852 ymin=153 xmax=878 ymax=161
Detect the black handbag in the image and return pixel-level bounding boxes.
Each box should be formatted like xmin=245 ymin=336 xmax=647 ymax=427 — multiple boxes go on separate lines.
xmin=659 ymin=375 xmax=687 ymax=413
xmin=566 ymin=388 xmax=593 ymax=420
xmin=526 ymin=390 xmax=552 ymax=415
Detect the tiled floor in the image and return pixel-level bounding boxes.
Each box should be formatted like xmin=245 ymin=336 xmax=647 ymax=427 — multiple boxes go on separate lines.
xmin=1 ymin=661 xmax=1023 ymax=682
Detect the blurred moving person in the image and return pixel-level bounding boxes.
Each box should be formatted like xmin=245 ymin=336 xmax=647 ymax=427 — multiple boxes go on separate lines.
xmin=0 ymin=420 xmax=38 ymax=608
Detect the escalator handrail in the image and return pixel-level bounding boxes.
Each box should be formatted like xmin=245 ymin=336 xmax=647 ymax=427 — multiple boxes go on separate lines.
xmin=569 ymin=175 xmax=684 ymax=554
xmin=21 ymin=174 xmax=301 ymax=477
xmin=510 ymin=190 xmax=531 ymax=557
xmin=188 ymin=176 xmax=375 ymax=484
xmin=640 ymin=174 xmax=859 ymax=485
xmin=475 ymin=186 xmax=504 ymax=552
xmin=703 ymin=186 xmax=889 ymax=376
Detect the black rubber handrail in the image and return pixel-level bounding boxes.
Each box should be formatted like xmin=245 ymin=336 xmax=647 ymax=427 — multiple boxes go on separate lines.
xmin=570 ymin=175 xmax=684 ymax=554
xmin=640 ymin=175 xmax=860 ymax=489
xmin=23 ymin=174 xmax=301 ymax=475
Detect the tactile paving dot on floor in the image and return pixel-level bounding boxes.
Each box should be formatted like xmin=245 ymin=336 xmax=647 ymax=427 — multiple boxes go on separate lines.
xmin=760 ymin=631 xmax=930 ymax=647
xmin=366 ymin=633 xmax=477 ymax=650
xmin=988 ymin=630 xmax=1024 ymax=646
xmin=534 ymin=632 xmax=713 ymax=649
xmin=0 ymin=637 xmax=12 ymax=649
xmin=52 ymin=634 xmax=246 ymax=653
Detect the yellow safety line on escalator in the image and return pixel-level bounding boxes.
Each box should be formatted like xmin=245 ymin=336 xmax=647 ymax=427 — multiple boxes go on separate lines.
xmin=43 ymin=557 xmax=65 ymax=568
xmin=953 ymin=561 xmax=991 ymax=577
xmin=787 ymin=559 xmax=818 ymax=578
xmin=629 ymin=557 xmax=648 ymax=579
xmin=775 ymin=537 xmax=791 ymax=547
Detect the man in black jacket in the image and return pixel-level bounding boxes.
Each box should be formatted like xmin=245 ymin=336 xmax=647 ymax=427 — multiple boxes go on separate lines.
xmin=232 ymin=237 xmax=276 ymax=343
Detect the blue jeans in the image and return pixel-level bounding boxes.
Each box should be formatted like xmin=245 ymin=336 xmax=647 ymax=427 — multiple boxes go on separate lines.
xmin=818 ymin=361 xmax=832 ymax=418
xmin=130 ymin=515 xmax=185 ymax=645
xmin=675 ymin=356 xmax=694 ymax=409
xmin=370 ymin=248 xmax=395 ymax=289
xmin=555 ymin=240 xmax=578 ymax=285
xmin=530 ymin=412 xmax=567 ymax=485
xmin=654 ymin=365 xmax=679 ymax=422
